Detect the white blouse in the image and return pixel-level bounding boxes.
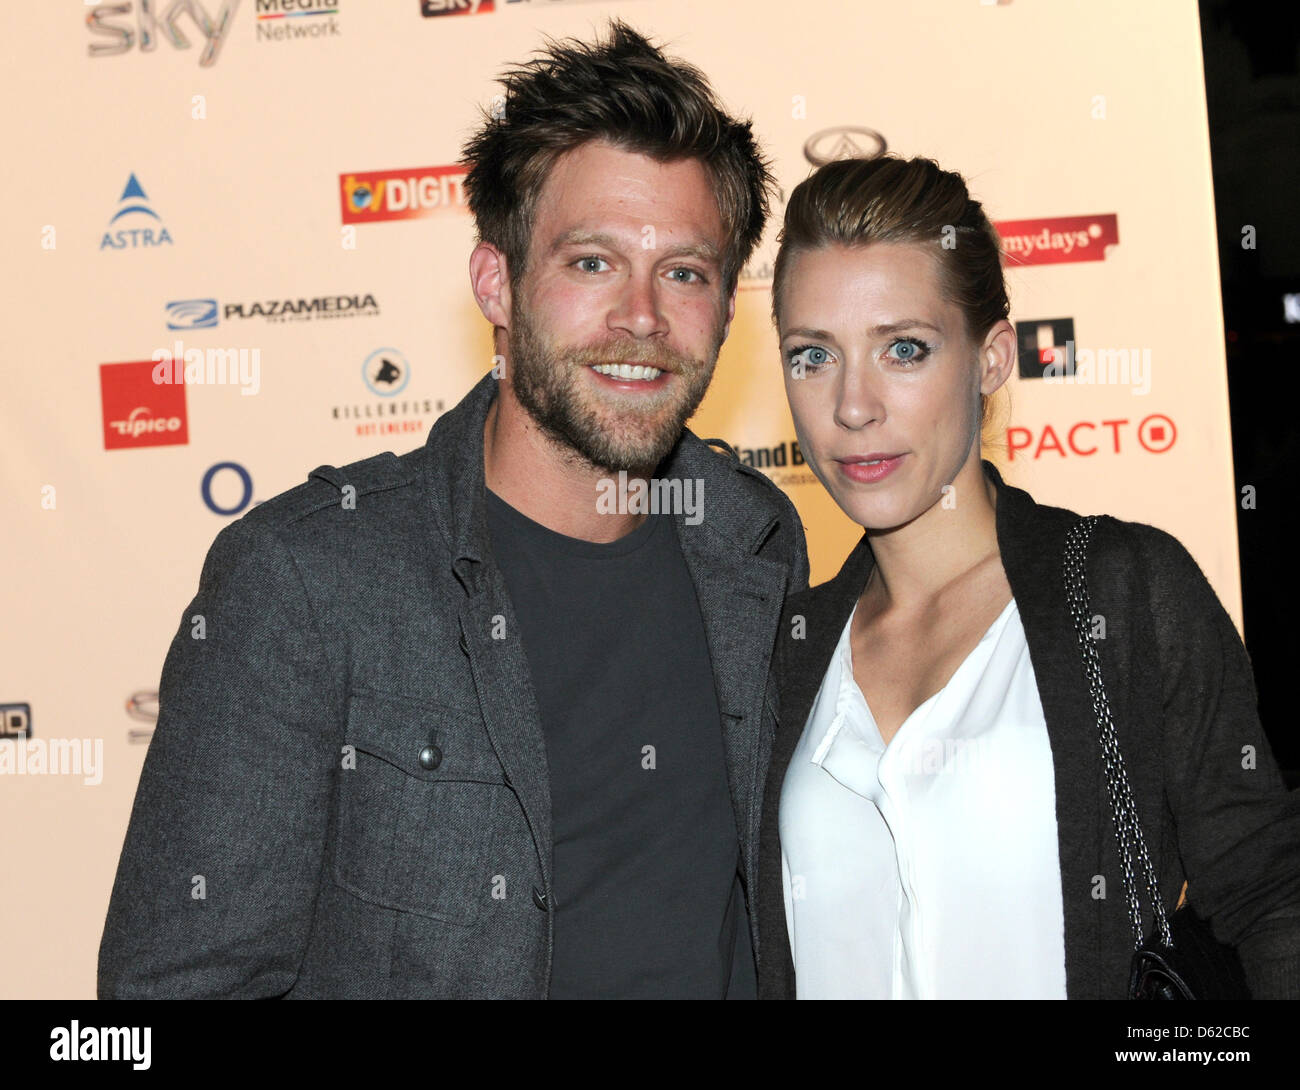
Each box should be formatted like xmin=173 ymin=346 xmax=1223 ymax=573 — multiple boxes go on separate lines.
xmin=779 ymin=597 xmax=1068 ymax=999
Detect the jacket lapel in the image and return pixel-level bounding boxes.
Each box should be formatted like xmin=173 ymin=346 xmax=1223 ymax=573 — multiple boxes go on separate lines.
xmin=666 ymin=439 xmax=797 ymax=889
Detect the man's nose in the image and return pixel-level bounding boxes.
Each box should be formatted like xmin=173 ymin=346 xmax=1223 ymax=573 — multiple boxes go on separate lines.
xmin=608 ymin=269 xmax=669 ymax=340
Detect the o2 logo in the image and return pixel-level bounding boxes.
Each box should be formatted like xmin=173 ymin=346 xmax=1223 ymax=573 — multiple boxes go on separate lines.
xmin=202 ymin=461 xmax=255 ymax=516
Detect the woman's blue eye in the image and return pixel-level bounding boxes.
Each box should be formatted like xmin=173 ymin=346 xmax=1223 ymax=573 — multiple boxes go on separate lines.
xmin=798 ymin=346 xmax=829 ymax=366
xmin=886 ymin=338 xmax=930 ymax=364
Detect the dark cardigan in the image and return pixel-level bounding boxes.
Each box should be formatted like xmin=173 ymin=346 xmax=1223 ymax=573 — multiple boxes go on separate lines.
xmin=756 ymin=460 xmax=1300 ymax=999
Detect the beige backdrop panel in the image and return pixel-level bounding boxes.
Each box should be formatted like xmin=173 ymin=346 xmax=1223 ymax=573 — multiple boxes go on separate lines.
xmin=0 ymin=0 xmax=1231 ymax=998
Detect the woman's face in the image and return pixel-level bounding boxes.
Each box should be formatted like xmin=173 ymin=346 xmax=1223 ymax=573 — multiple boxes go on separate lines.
xmin=778 ymin=241 xmax=1008 ymax=533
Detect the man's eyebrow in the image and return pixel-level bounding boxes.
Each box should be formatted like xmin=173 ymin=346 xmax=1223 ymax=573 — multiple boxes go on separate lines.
xmin=546 ymin=229 xmax=721 ymax=264
xmin=780 ymin=320 xmax=943 ymax=341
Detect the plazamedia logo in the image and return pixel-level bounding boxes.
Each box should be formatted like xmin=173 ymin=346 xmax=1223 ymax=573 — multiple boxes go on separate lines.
xmin=421 ymin=0 xmax=494 ymax=16
xmin=86 ymin=1 xmax=241 ymax=66
xmin=100 ymin=360 xmax=189 ymax=451
xmin=333 ymin=349 xmax=445 ymax=438
xmin=166 ymin=299 xmax=218 ymax=330
xmin=340 ymin=167 xmax=468 ymax=224
xmin=255 ymin=0 xmax=341 ymax=43
xmin=994 ymin=214 xmax=1119 ymax=266
xmin=166 ymin=293 xmax=379 ymax=326
xmin=102 ymin=174 xmax=173 ymax=251
xmin=227 ymin=292 xmax=379 ymax=322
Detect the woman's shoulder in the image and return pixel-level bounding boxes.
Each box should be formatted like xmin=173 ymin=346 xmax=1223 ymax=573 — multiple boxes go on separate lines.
xmin=992 ymin=465 xmax=1208 ymax=600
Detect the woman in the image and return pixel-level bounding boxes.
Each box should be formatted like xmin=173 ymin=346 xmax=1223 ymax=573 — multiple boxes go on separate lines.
xmin=755 ymin=155 xmax=1300 ymax=999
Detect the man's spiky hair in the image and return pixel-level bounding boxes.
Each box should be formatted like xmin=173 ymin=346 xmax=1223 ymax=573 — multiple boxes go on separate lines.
xmin=461 ymin=19 xmax=776 ymax=294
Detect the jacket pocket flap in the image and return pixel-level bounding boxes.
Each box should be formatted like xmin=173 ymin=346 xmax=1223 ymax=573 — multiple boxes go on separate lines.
xmin=345 ymin=689 xmax=504 ymax=784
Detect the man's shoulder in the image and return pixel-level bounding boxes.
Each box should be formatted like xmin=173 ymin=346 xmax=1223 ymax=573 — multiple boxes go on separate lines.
xmin=678 ymin=431 xmax=799 ymax=515
xmin=235 ymin=447 xmax=425 ymax=541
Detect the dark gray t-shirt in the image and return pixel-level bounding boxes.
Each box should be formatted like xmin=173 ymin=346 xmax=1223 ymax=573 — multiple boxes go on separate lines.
xmin=484 ymin=488 xmax=753 ymax=999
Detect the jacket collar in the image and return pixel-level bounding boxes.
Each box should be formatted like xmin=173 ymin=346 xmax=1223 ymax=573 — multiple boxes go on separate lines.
xmin=418 ymin=370 xmax=788 ymax=588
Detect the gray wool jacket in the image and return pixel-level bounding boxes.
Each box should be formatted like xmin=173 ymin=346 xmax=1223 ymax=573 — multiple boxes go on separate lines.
xmin=98 ymin=371 xmax=810 ymax=999
xmin=757 ymin=461 xmax=1300 ymax=999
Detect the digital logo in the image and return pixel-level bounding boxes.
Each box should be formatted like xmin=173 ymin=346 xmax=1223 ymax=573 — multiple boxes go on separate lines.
xmin=101 ymin=174 xmax=173 ymax=251
xmin=166 ymin=299 xmax=219 ymax=329
xmin=803 ymin=127 xmax=888 ymax=166
xmin=340 ymin=167 xmax=468 ymax=224
xmin=0 ymin=703 xmax=31 ymax=739
xmin=994 ymin=214 xmax=1119 ymax=266
xmin=86 ymin=1 xmax=241 ymax=67
xmin=100 ymin=360 xmax=189 ymax=451
xmin=421 ymin=0 xmax=494 ymax=16
xmin=255 ymin=0 xmax=341 ymax=43
xmin=1016 ymin=318 xmax=1075 ymax=379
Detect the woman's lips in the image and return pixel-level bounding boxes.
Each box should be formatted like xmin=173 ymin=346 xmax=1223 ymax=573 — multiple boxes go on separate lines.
xmin=836 ymin=453 xmax=905 ymax=483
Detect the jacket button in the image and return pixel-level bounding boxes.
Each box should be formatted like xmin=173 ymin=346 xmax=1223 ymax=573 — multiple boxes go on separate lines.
xmin=418 ymin=745 xmax=443 ymax=770
xmin=532 ymin=886 xmax=548 ymax=911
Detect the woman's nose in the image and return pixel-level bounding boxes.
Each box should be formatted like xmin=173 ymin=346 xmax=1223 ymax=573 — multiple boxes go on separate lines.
xmin=834 ymin=363 xmax=886 ymax=430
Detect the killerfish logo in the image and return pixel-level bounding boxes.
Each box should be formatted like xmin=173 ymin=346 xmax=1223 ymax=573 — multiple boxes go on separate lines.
xmin=86 ymin=1 xmax=241 ymax=67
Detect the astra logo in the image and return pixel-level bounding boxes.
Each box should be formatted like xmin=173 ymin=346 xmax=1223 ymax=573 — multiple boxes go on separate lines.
xmin=86 ymin=1 xmax=241 ymax=67
xmin=166 ymin=299 xmax=218 ymax=329
xmin=101 ymin=174 xmax=173 ymax=250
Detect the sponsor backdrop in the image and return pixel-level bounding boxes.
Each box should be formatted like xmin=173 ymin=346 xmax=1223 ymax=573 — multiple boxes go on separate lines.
xmin=0 ymin=1 xmax=1235 ymax=998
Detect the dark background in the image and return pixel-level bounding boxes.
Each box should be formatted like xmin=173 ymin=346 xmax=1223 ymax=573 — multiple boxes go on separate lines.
xmin=1200 ymin=1 xmax=1298 ymax=786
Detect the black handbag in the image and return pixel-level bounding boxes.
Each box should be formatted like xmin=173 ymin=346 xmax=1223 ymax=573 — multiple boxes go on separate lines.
xmin=1063 ymin=515 xmax=1251 ymax=999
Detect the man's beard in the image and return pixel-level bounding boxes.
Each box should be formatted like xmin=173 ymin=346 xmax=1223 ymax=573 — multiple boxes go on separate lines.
xmin=506 ymin=293 xmax=721 ymax=474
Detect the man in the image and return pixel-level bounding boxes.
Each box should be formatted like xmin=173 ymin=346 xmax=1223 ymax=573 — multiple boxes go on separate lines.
xmin=98 ymin=20 xmax=808 ymax=999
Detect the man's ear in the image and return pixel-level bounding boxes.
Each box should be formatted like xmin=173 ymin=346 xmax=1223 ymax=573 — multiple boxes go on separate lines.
xmin=469 ymin=242 xmax=513 ymax=329
xmin=979 ymin=319 xmax=1017 ymax=397
xmin=719 ymin=285 xmax=738 ymax=343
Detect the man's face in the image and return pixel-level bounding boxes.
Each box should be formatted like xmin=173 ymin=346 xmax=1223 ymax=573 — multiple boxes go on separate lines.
xmin=505 ymin=139 xmax=733 ymax=474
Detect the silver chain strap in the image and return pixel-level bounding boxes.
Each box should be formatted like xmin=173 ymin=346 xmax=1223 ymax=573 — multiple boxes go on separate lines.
xmin=1063 ymin=515 xmax=1173 ymax=950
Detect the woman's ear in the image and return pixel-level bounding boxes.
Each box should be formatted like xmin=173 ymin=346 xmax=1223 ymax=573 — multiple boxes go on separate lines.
xmin=979 ymin=319 xmax=1017 ymax=397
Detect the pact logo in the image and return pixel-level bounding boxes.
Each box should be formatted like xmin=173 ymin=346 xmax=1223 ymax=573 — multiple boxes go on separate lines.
xmin=99 ymin=360 xmax=189 ymax=451
xmin=340 ymin=167 xmax=468 ymax=224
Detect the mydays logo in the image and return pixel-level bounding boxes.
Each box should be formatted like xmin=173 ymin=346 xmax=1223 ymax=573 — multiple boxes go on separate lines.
xmin=86 ymin=1 xmax=241 ymax=67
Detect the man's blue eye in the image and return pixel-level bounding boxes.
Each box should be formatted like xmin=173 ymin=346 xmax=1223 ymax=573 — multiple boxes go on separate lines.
xmin=670 ymin=268 xmax=703 ymax=283
xmin=577 ymin=256 xmax=607 ymax=273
